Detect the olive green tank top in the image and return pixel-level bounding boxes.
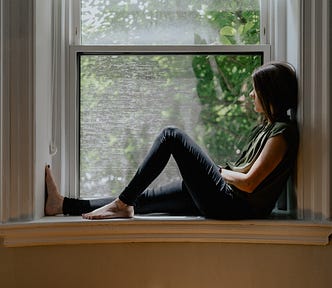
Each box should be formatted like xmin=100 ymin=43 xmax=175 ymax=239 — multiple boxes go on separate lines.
xmin=228 ymin=121 xmax=299 ymax=218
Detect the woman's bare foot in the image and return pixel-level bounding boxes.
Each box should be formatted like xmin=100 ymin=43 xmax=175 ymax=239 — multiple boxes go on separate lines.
xmin=45 ymin=166 xmax=64 ymax=216
xmin=82 ymin=198 xmax=134 ymax=220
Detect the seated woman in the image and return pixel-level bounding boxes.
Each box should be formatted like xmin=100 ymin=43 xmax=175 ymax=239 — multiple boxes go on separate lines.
xmin=45 ymin=61 xmax=299 ymax=220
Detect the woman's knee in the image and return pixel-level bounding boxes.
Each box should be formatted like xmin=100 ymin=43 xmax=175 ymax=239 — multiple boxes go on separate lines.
xmin=161 ymin=126 xmax=185 ymax=140
xmin=160 ymin=126 xmax=185 ymax=144
xmin=162 ymin=126 xmax=178 ymax=134
xmin=159 ymin=126 xmax=194 ymax=154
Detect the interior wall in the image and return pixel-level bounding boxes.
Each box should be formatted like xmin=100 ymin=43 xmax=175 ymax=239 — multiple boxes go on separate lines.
xmin=1 ymin=0 xmax=35 ymax=222
xmin=0 ymin=242 xmax=332 ymax=288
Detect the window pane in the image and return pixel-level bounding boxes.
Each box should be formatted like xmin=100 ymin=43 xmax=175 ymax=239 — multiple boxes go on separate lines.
xmin=80 ymin=54 xmax=261 ymax=198
xmin=81 ymin=0 xmax=260 ymax=45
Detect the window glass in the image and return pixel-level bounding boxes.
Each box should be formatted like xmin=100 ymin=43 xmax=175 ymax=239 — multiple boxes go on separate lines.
xmin=81 ymin=0 xmax=260 ymax=45
xmin=80 ymin=54 xmax=261 ymax=198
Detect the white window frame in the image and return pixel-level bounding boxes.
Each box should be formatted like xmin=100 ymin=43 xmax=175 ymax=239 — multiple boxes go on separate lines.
xmin=65 ymin=0 xmax=331 ymax=221
xmin=68 ymin=0 xmax=271 ymax=200
xmin=0 ymin=0 xmax=331 ymax=247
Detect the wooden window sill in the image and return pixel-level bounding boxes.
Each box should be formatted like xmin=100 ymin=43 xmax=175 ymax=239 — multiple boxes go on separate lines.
xmin=1 ymin=216 xmax=332 ymax=247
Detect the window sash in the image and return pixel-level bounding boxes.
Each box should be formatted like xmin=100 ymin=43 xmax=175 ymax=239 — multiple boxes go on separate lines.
xmin=68 ymin=44 xmax=270 ymax=199
xmin=71 ymin=0 xmax=268 ymax=46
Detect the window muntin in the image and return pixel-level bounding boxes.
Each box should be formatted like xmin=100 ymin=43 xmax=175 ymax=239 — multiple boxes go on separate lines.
xmin=79 ymin=53 xmax=262 ymax=198
xmin=81 ymin=0 xmax=261 ymax=45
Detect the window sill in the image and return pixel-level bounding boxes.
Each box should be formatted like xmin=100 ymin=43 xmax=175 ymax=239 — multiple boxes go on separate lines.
xmin=1 ymin=216 xmax=331 ymax=247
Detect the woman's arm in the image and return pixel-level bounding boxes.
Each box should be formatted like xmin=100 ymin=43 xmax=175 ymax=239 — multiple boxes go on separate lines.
xmin=221 ymin=134 xmax=288 ymax=193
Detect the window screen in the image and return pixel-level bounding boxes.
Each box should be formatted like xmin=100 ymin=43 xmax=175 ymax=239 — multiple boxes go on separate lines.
xmin=79 ymin=54 xmax=262 ymax=198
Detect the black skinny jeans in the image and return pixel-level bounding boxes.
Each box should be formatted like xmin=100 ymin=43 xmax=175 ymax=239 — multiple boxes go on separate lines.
xmin=63 ymin=127 xmax=252 ymax=219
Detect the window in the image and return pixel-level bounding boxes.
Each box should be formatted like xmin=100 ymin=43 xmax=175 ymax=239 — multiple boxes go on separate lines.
xmin=1 ymin=0 xmax=331 ymax=247
xmin=69 ymin=0 xmax=270 ymax=200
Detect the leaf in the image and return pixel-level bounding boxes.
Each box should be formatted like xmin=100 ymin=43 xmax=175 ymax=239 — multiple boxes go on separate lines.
xmin=220 ymin=35 xmax=232 ymax=45
xmin=238 ymin=24 xmax=244 ymax=35
xmin=243 ymin=22 xmax=255 ymax=34
xmin=220 ymin=26 xmax=236 ymax=36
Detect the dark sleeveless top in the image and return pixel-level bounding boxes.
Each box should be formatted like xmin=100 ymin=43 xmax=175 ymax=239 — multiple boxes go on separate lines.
xmin=227 ymin=121 xmax=299 ymax=218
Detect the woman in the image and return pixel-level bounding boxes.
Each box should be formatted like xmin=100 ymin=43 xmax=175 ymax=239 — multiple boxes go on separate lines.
xmin=45 ymin=61 xmax=299 ymax=220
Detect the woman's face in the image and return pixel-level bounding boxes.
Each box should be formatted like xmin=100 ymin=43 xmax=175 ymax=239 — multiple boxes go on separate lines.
xmin=250 ymin=89 xmax=264 ymax=113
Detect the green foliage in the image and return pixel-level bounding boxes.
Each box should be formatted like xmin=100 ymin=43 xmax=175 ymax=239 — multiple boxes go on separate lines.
xmin=192 ymin=55 xmax=260 ymax=163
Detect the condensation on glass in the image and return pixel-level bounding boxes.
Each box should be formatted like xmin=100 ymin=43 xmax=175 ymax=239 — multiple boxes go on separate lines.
xmin=81 ymin=0 xmax=261 ymax=45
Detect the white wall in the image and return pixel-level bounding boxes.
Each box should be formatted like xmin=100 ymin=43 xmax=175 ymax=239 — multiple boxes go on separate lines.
xmin=0 ymin=0 xmax=35 ymax=222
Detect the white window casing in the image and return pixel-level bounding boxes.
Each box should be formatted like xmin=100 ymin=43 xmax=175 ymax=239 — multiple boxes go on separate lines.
xmin=298 ymin=0 xmax=331 ymax=220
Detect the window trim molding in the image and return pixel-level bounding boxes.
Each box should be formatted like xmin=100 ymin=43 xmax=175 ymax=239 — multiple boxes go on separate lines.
xmin=297 ymin=0 xmax=331 ymax=220
xmin=1 ymin=217 xmax=332 ymax=247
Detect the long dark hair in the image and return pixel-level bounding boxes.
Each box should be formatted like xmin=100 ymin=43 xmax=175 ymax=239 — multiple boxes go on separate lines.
xmin=252 ymin=62 xmax=298 ymax=123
